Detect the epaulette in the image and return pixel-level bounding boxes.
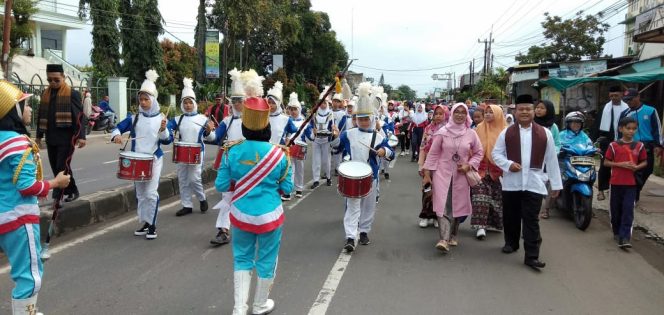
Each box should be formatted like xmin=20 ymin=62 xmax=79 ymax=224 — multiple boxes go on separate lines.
xmin=223 ymin=139 xmax=244 ymax=151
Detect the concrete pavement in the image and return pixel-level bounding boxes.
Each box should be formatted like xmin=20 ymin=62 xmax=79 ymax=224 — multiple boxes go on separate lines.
xmin=2 ymin=155 xmax=664 ymax=314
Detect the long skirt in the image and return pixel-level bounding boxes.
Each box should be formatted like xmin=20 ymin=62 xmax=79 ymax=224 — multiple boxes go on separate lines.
xmin=470 ymin=175 xmax=503 ymax=230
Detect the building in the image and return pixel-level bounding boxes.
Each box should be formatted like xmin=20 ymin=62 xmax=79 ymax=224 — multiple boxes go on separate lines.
xmin=623 ymin=0 xmax=664 ymax=56
xmin=1 ymin=0 xmax=88 ymax=85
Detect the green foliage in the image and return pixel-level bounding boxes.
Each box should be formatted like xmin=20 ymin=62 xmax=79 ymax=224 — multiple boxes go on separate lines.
xmin=392 ymin=85 xmax=417 ymax=101
xmin=160 ymin=39 xmax=199 ymax=96
xmin=515 ymin=11 xmax=610 ymax=64
xmin=457 ymin=68 xmax=509 ymax=103
xmin=120 ymin=0 xmax=165 ymax=84
xmin=78 ymin=0 xmax=122 ymax=78
xmin=0 ymin=0 xmax=37 ymax=57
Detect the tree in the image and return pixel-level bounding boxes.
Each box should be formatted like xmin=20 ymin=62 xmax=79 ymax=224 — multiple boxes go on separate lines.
xmin=0 ymin=0 xmax=37 ymax=57
xmin=515 ymin=11 xmax=610 ymax=64
xmin=120 ymin=0 xmax=165 ymax=85
xmin=160 ymin=39 xmax=199 ymax=97
xmin=396 ymin=85 xmax=416 ymax=101
xmin=193 ymin=0 xmax=208 ymax=81
xmin=78 ymin=0 xmax=122 ymax=78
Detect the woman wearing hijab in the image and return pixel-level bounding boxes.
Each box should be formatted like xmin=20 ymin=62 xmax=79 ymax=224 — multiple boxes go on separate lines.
xmin=423 ymin=103 xmax=483 ymax=252
xmin=505 ymin=114 xmax=515 ymax=127
xmin=534 ymin=100 xmax=561 ymax=219
xmin=417 ymin=105 xmax=448 ymax=228
xmin=110 ymin=70 xmax=173 ymax=239
xmin=410 ymin=103 xmax=429 ymax=162
xmin=0 ymin=78 xmax=70 ymax=314
xmin=470 ymin=105 xmax=507 ymax=239
xmin=397 ymin=103 xmax=413 ymax=156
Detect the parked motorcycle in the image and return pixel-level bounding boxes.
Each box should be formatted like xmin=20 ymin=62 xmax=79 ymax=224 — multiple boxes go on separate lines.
xmin=554 ymin=143 xmax=600 ymax=231
xmin=87 ymin=105 xmax=115 ymax=134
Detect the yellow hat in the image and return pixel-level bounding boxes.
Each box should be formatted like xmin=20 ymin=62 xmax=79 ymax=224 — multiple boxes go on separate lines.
xmin=242 ymin=97 xmax=270 ymax=131
xmin=0 ymin=80 xmax=32 ymax=119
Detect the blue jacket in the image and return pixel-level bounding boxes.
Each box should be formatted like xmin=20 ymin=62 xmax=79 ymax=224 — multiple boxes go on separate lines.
xmin=620 ymin=104 xmax=662 ymax=145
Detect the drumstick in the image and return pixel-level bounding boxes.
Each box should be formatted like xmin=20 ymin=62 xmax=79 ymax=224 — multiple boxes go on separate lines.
xmin=360 ymin=142 xmax=378 ymax=153
xmin=107 ymin=136 xmax=145 ymax=144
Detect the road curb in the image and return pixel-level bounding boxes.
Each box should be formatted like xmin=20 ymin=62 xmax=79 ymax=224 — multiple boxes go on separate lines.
xmin=39 ymin=166 xmax=216 ymax=239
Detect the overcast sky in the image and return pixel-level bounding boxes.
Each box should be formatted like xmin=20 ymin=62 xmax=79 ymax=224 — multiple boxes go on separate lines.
xmin=67 ymin=0 xmax=628 ymax=97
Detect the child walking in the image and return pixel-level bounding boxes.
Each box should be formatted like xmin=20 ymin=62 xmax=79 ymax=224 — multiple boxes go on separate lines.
xmin=604 ymin=117 xmax=647 ymax=249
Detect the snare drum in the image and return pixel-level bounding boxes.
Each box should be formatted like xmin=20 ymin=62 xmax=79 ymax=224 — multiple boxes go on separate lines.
xmin=117 ymin=151 xmax=154 ymax=181
xmin=337 ymin=161 xmax=373 ymax=198
xmin=289 ymin=140 xmax=308 ymax=160
xmin=173 ymin=142 xmax=202 ymax=164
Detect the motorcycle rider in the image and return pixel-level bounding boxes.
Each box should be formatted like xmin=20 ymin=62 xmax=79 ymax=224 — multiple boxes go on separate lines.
xmin=559 ymin=112 xmax=594 ymax=154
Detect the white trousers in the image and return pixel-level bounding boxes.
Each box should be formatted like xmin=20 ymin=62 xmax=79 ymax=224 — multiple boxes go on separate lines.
xmin=215 ymin=192 xmax=232 ymax=229
xmin=135 ymin=156 xmax=163 ymax=225
xmin=381 ymin=158 xmax=390 ymax=172
xmin=331 ymin=152 xmax=342 ymax=174
xmin=291 ymin=158 xmax=305 ymax=191
xmin=343 ymin=180 xmax=377 ymax=239
xmin=177 ymin=163 xmax=206 ymax=208
xmin=312 ymin=140 xmax=330 ymax=182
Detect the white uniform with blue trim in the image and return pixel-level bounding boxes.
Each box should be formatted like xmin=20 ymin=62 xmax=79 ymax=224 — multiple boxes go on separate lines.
xmin=330 ymin=109 xmax=348 ymax=173
xmin=307 ymin=110 xmax=334 ymax=183
xmin=334 ymin=127 xmax=395 ymax=239
xmin=168 ymin=113 xmax=215 ymax=209
xmin=0 ymin=132 xmax=46 ymax=301
xmin=286 ymin=116 xmax=309 ymax=192
xmin=269 ymin=113 xmax=298 ymax=145
xmin=111 ymin=113 xmax=172 ymax=226
xmin=213 ymin=114 xmax=244 ymax=230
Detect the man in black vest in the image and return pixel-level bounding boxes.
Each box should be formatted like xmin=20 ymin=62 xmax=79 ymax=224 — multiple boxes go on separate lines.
xmin=592 ymin=86 xmax=628 ymax=201
xmin=492 ymin=95 xmax=562 ymax=270
xmin=35 ymin=64 xmax=87 ymax=208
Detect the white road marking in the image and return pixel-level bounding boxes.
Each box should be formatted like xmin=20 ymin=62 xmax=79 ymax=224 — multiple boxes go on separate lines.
xmin=102 ymin=160 xmax=116 ymax=165
xmin=308 ymin=251 xmax=353 ymax=315
xmin=0 ymin=187 xmax=216 ymax=276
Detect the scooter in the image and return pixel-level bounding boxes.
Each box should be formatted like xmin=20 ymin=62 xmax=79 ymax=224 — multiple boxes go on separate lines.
xmin=87 ymin=105 xmax=115 ymax=134
xmin=555 ymin=143 xmax=599 ymax=231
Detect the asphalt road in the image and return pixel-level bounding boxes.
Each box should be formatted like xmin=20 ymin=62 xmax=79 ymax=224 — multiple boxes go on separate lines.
xmin=2 ymin=151 xmax=664 ymax=314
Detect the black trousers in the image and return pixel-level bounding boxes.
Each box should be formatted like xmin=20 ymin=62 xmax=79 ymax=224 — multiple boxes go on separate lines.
xmin=47 ymin=143 xmax=78 ymax=200
xmin=502 ymin=190 xmax=544 ymax=260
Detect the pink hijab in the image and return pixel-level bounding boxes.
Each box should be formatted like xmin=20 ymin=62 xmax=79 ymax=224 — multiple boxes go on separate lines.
xmin=422 ymin=105 xmax=448 ymax=152
xmin=436 ymin=102 xmax=471 ymax=137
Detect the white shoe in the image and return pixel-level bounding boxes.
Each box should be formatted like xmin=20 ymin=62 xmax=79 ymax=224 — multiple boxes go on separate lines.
xmin=252 ymin=277 xmax=275 ymax=315
xmin=233 ymin=271 xmax=252 ymax=315
xmin=433 ymin=219 xmax=439 ymax=228
xmin=399 ymin=151 xmax=405 ymax=156
xmin=405 ymin=150 xmax=410 ymax=155
xmin=476 ymin=228 xmax=486 ymax=240
xmin=12 ymin=294 xmax=44 ymax=315
xmin=40 ymin=244 xmax=51 ymax=261
xmin=418 ymin=218 xmax=428 ymax=228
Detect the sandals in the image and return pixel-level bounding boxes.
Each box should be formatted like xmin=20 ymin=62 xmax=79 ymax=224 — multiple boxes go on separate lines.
xmin=540 ymin=209 xmax=550 ymax=219
xmin=597 ymin=191 xmax=606 ymax=201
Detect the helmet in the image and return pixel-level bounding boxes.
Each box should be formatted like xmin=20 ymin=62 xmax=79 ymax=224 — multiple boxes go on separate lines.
xmin=564 ymin=111 xmax=585 ymax=125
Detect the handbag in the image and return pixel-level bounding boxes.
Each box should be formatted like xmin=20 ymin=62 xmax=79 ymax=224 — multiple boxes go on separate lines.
xmin=465 ymin=168 xmax=482 ymax=187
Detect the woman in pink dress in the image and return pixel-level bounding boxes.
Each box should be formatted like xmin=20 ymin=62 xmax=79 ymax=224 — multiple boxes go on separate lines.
xmin=417 ymin=105 xmax=449 ymax=228
xmin=422 ymin=103 xmax=484 ymax=253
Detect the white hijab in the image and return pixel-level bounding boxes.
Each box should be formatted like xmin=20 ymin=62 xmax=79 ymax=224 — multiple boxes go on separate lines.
xmin=412 ymin=103 xmax=427 ymax=124
xmin=138 ymin=93 xmax=160 ymax=116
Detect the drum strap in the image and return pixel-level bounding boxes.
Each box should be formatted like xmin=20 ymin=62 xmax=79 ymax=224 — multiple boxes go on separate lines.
xmin=175 ymin=115 xmax=185 ymax=141
xmin=223 ymin=116 xmax=236 ymax=143
xmin=370 ymin=130 xmax=377 ymax=148
xmin=123 ymin=114 xmax=140 ymax=151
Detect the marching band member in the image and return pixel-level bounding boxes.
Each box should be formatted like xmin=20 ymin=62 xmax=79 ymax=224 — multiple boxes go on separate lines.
xmin=0 ymin=77 xmax=70 ymax=315
xmin=210 ymin=68 xmax=246 ymax=246
xmin=168 ymin=78 xmax=215 ymax=217
xmin=346 ymin=96 xmax=357 ymax=129
xmin=308 ymin=91 xmax=334 ymax=189
xmin=111 ymin=70 xmax=173 ymax=240
xmin=284 ymin=92 xmax=310 ymax=200
xmin=267 ymin=81 xmax=297 ymax=146
xmin=333 ymin=82 xmax=395 ymax=253
xmin=330 ymin=92 xmax=348 ymax=174
xmin=215 ymin=77 xmax=292 ymax=315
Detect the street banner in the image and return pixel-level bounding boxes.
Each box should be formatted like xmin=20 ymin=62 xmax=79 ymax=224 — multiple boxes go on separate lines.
xmin=205 ymin=30 xmax=220 ymax=79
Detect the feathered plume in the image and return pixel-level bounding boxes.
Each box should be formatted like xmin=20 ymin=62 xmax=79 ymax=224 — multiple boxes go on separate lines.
xmin=145 ymin=69 xmax=159 ymax=83
xmin=241 ymin=69 xmax=265 ymax=98
xmin=358 ymin=82 xmax=372 ymax=98
xmin=287 ymin=92 xmax=300 ymax=108
xmin=228 ymin=68 xmax=241 ymax=80
xmin=342 ymin=78 xmax=352 ymax=100
xmin=183 ymin=77 xmax=193 ymax=89
xmin=273 ymin=81 xmax=283 ymax=91
xmin=335 ymin=77 xmax=342 ymax=93
xmin=319 ymin=85 xmax=330 ymax=100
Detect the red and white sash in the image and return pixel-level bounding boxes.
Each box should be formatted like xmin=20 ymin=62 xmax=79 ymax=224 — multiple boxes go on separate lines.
xmin=231 ymin=145 xmax=285 ymax=204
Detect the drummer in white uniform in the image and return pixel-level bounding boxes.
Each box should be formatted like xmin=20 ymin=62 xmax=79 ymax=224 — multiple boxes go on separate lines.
xmin=306 ymin=90 xmax=334 ymax=189
xmin=210 ymin=68 xmax=247 ymax=246
xmin=168 ymin=78 xmax=216 ymax=217
xmin=283 ymin=92 xmax=311 ymax=200
xmin=111 ymin=70 xmax=172 ymax=240
xmin=330 ymin=93 xmax=348 ymax=175
xmin=267 ymin=81 xmax=298 ymax=147
xmin=332 ymin=82 xmax=395 ymax=253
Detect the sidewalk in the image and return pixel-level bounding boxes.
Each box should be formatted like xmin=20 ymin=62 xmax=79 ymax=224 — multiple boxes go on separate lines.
xmin=594 ymin=175 xmax=664 ymax=244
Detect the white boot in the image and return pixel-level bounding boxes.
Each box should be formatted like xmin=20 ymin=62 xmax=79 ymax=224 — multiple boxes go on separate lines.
xmin=232 ymin=271 xmax=252 ymax=315
xmin=12 ymin=295 xmax=43 ymax=315
xmin=252 ymin=277 xmax=275 ymax=315
xmin=40 ymin=243 xmax=50 ymax=261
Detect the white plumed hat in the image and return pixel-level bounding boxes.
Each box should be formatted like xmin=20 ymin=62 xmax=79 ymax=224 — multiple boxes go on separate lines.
xmin=139 ymin=69 xmax=159 ymax=98
xmin=228 ymin=68 xmax=245 ymax=98
xmin=181 ymin=77 xmax=196 ymax=101
xmin=355 ymin=82 xmax=374 ymax=117
xmin=267 ymin=81 xmax=284 ymax=105
xmin=287 ymin=92 xmax=301 ymax=109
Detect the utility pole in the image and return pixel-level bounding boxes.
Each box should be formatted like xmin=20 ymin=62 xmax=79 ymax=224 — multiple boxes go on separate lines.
xmin=2 ymin=0 xmax=13 ymax=79
xmin=478 ymin=28 xmax=494 ymax=75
